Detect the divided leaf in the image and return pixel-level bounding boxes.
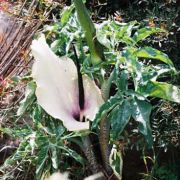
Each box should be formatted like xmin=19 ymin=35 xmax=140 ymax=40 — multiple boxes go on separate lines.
xmin=110 ymin=99 xmax=132 ymax=139
xmin=92 ymin=96 xmax=122 ymax=129
xmin=135 ymin=47 xmax=174 ymax=67
xmin=132 ymin=27 xmax=166 ymax=44
xmin=61 ymin=5 xmax=74 ymax=26
xmin=138 ymin=81 xmax=180 ymax=103
xmin=131 ymin=97 xmax=153 ymax=146
xmin=109 ymin=145 xmax=123 ymax=180
xmin=17 ymin=81 xmax=36 ymax=116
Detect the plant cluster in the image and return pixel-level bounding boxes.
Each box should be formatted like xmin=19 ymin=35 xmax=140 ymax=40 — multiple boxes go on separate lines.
xmin=0 ymin=0 xmax=180 ymax=179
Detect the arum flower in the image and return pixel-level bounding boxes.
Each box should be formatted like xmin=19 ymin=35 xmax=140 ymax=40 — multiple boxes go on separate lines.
xmin=31 ymin=35 xmax=104 ymax=131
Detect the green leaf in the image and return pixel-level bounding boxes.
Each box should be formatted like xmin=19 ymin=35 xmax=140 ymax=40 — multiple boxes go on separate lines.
xmin=32 ymin=105 xmax=43 ymax=123
xmin=96 ymin=21 xmax=137 ymax=47
xmin=117 ymin=70 xmax=128 ymax=92
xmin=36 ymin=146 xmax=49 ymax=177
xmin=59 ymin=146 xmax=85 ymax=165
xmin=61 ymin=5 xmax=74 ymax=26
xmin=138 ymin=81 xmax=180 ymax=103
xmin=122 ymin=47 xmax=143 ymax=89
xmin=131 ymin=97 xmax=153 ymax=146
xmin=110 ymin=99 xmax=132 ymax=139
xmin=116 ymin=21 xmax=138 ymax=38
xmin=96 ymin=31 xmax=112 ymax=49
xmin=17 ymin=81 xmax=36 ymax=116
xmin=132 ymin=27 xmax=166 ymax=44
xmin=135 ymin=47 xmax=174 ymax=67
xmin=92 ymin=96 xmax=122 ymax=129
xmin=115 ymin=21 xmax=137 ymax=45
xmin=109 ymin=144 xmax=123 ymax=180
xmin=0 ymin=127 xmax=14 ymax=136
xmin=50 ymin=146 xmax=58 ymax=169
xmin=0 ymin=140 xmax=30 ymax=173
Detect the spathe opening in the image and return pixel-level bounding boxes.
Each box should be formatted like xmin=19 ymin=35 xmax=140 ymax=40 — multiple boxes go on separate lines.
xmin=72 ymin=112 xmax=86 ymax=122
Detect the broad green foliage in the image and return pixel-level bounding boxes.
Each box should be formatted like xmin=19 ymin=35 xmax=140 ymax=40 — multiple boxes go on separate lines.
xmin=1 ymin=1 xmax=180 ymax=179
xmin=92 ymin=96 xmax=121 ymax=129
xmin=74 ymin=0 xmax=104 ymax=65
xmin=60 ymin=5 xmax=74 ymax=26
xmin=94 ymin=16 xmax=179 ymax=146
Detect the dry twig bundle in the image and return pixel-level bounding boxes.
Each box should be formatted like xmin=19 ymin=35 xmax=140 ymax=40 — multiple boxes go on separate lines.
xmin=0 ymin=0 xmax=43 ymax=78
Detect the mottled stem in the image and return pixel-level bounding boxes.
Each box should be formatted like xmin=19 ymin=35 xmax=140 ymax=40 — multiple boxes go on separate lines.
xmin=81 ymin=136 xmax=101 ymax=174
xmin=99 ymin=117 xmax=113 ymax=176
xmin=99 ymin=71 xmax=115 ymax=176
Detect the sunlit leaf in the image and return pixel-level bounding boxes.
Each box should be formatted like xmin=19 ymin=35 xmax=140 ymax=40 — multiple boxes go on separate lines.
xmin=74 ymin=0 xmax=104 ymax=64
xmin=116 ymin=21 xmax=138 ymax=38
xmin=96 ymin=21 xmax=137 ymax=47
xmin=117 ymin=70 xmax=128 ymax=92
xmin=115 ymin=21 xmax=137 ymax=45
xmin=96 ymin=31 xmax=112 ymax=49
xmin=135 ymin=47 xmax=174 ymax=67
xmin=36 ymin=146 xmax=49 ymax=176
xmin=61 ymin=5 xmax=74 ymax=26
xmin=0 ymin=141 xmax=30 ymax=174
xmin=51 ymin=146 xmax=58 ymax=169
xmin=122 ymin=47 xmax=143 ymax=89
xmin=60 ymin=146 xmax=85 ymax=165
xmin=138 ymin=81 xmax=180 ymax=103
xmin=32 ymin=105 xmax=43 ymax=123
xmin=132 ymin=27 xmax=166 ymax=44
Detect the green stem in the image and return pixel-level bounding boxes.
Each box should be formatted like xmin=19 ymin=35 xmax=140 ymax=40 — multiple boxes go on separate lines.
xmin=73 ymin=0 xmax=104 ymax=65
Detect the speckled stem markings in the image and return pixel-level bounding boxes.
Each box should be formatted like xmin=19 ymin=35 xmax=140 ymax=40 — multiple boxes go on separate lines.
xmin=99 ymin=116 xmax=113 ymax=176
xmin=81 ymin=136 xmax=101 ymax=174
xmin=99 ymin=71 xmax=115 ymax=176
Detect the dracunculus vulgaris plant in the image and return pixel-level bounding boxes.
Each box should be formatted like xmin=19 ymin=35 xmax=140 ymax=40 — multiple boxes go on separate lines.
xmin=31 ymin=0 xmax=112 ymax=178
xmin=31 ymin=34 xmax=105 ymax=174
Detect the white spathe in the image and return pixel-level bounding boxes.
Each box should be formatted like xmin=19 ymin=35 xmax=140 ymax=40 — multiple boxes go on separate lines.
xmin=49 ymin=172 xmax=69 ymax=180
xmin=31 ymin=34 xmax=103 ymax=131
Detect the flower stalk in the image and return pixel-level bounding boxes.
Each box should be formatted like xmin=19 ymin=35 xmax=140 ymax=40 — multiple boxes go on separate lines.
xmin=81 ymin=136 xmax=101 ymax=174
xmin=73 ymin=0 xmax=114 ymax=175
xmin=99 ymin=71 xmax=115 ymax=176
